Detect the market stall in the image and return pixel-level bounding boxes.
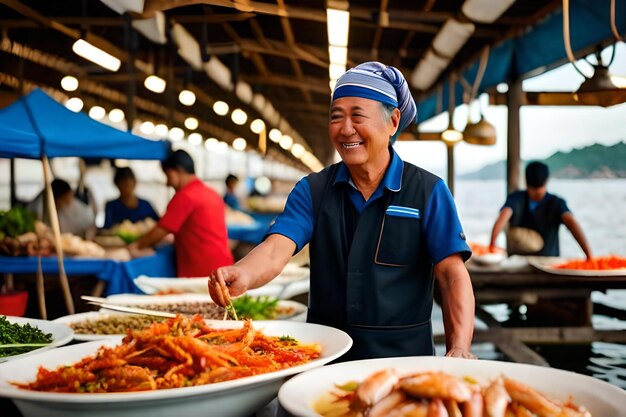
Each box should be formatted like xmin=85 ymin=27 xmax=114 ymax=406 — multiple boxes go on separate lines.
xmin=0 ymin=89 xmax=170 ymax=317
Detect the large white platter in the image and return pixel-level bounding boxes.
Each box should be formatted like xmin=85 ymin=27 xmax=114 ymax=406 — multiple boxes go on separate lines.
xmin=52 ymin=311 xmax=141 ymax=342
xmin=278 ymin=356 xmax=626 ymax=417
xmin=0 ymin=320 xmax=352 ymax=417
xmin=528 ymin=256 xmax=626 ymax=277
xmin=54 ymin=298 xmax=308 ymax=341
xmin=0 ymin=316 xmax=74 ymax=363
xmin=106 ymin=293 xmax=307 ymax=321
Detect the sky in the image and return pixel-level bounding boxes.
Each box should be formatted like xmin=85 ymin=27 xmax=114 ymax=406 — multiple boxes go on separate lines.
xmin=394 ymin=43 xmax=626 ymax=177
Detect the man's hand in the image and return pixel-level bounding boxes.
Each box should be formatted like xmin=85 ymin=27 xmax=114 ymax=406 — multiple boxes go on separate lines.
xmin=445 ymin=347 xmax=477 ymax=359
xmin=207 ymin=266 xmax=252 ymax=307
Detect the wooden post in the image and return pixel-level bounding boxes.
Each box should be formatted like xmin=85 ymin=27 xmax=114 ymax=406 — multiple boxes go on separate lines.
xmin=447 ymin=144 xmax=455 ymax=196
xmin=36 ymin=255 xmax=46 ymax=319
xmin=41 ymin=155 xmax=75 ymax=315
xmin=10 ymin=159 xmax=17 ymax=207
xmin=506 ymin=78 xmax=522 ymax=194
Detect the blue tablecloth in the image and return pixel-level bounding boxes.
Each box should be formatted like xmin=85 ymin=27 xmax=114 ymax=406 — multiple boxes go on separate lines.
xmin=0 ymin=245 xmax=176 ymax=296
xmin=227 ymin=222 xmax=270 ymax=244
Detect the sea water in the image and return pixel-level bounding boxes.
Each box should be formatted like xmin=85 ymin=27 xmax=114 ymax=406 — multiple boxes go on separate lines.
xmin=451 ymin=178 xmax=626 ymax=389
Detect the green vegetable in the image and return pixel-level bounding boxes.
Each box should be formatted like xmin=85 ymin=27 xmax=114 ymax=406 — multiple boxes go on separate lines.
xmin=336 ymin=381 xmax=359 ymax=392
xmin=0 ymin=316 xmax=53 ymax=357
xmin=231 ymin=295 xmax=279 ymax=320
xmin=0 ymin=207 xmax=37 ymax=238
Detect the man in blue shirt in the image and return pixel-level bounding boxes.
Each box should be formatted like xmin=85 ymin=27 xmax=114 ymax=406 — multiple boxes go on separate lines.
xmin=489 ymin=161 xmax=592 ymax=259
xmin=104 ymin=167 xmax=159 ymax=229
xmin=223 ymin=174 xmax=241 ymax=211
xmin=209 ymin=62 xmax=475 ymax=360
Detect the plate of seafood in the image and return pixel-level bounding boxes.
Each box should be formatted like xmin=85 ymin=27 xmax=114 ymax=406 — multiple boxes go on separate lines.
xmin=529 ymin=255 xmax=626 ymax=277
xmin=278 ymin=356 xmax=625 ymax=416
xmin=0 ymin=316 xmax=352 ymax=417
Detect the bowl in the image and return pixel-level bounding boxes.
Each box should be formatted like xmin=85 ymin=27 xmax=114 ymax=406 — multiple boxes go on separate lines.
xmin=0 ymin=290 xmax=28 ymax=316
xmin=278 ymin=356 xmax=626 ymax=416
xmin=0 ymin=316 xmax=74 ymax=363
xmin=0 ymin=320 xmax=352 ymax=417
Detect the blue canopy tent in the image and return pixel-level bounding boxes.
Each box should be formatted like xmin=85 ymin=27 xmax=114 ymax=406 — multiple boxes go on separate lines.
xmin=0 ymin=89 xmax=169 ymax=160
xmin=0 ymin=88 xmax=170 ymax=317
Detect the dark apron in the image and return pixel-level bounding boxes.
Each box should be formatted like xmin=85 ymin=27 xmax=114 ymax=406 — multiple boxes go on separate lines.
xmin=306 ymin=160 xmax=439 ymax=360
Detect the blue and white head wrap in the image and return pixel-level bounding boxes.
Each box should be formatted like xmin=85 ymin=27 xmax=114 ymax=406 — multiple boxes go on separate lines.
xmin=332 ymin=61 xmax=417 ymax=143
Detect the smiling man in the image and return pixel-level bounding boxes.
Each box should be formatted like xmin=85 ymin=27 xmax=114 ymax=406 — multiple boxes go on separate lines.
xmin=208 ymin=62 xmax=475 ymax=361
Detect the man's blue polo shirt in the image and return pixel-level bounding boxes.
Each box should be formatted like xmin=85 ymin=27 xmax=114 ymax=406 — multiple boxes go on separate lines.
xmin=267 ymin=148 xmax=470 ymax=264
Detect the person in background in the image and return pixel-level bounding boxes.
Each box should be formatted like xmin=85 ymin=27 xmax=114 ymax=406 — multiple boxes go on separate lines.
xmin=103 ymin=167 xmax=159 ymax=229
xmin=209 ymin=61 xmax=475 ymax=361
xmin=129 ymin=150 xmax=234 ymax=277
xmin=489 ymin=161 xmax=592 ymax=259
xmin=489 ymin=161 xmax=593 ymax=326
xmin=223 ymin=174 xmax=241 ymax=211
xmin=27 ymin=179 xmax=95 ymax=238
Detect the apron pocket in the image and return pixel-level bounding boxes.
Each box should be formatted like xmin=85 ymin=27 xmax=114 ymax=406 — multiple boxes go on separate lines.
xmin=374 ymin=211 xmax=421 ymax=267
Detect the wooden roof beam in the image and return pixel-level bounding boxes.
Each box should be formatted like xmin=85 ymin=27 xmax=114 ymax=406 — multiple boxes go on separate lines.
xmin=239 ymin=73 xmax=329 ymax=95
xmin=369 ymin=0 xmax=389 ymax=61
xmin=238 ymin=38 xmax=328 ymax=68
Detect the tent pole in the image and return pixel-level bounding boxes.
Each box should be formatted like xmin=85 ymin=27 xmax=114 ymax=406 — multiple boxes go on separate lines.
xmin=41 ymin=155 xmax=75 ymax=315
xmin=10 ymin=159 xmax=17 ymax=207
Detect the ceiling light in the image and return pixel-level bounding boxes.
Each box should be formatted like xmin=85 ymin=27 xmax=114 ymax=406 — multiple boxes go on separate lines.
xmin=231 ymin=108 xmax=248 ymax=125
xmin=232 ymin=137 xmax=247 ymax=151
xmin=328 ymin=46 xmax=348 ymax=65
xmin=88 ymin=106 xmax=106 ymax=120
xmin=441 ymin=128 xmax=463 ymax=144
xmin=327 ymin=8 xmax=350 ymax=47
xmin=573 ymin=64 xmax=626 ymax=107
xmin=184 ymin=117 xmax=199 ymax=130
xmin=462 ymin=0 xmax=516 ymax=24
xmin=178 ymin=89 xmax=196 ymax=106
xmin=254 ymin=176 xmax=272 ymax=194
xmin=188 ymin=132 xmax=202 ymax=145
xmin=496 ymin=83 xmax=509 ymax=93
xmin=411 ymin=50 xmax=450 ymax=90
xmin=140 ymin=121 xmax=155 ymax=135
xmin=279 ymin=134 xmax=293 ymax=150
xmin=205 ymin=137 xmax=218 ymax=151
xmin=213 ymin=101 xmax=229 ymax=116
xmin=250 ymin=119 xmax=266 ymax=134
xmin=144 ymin=75 xmax=166 ymax=93
xmin=269 ymin=128 xmax=282 ymax=143
xmin=72 ymin=39 xmax=121 ymax=72
xmin=463 ymin=116 xmax=496 ymax=145
xmin=432 ymin=19 xmax=475 ymax=59
xmin=61 ymin=75 xmax=79 ymax=92
xmin=108 ymin=108 xmax=125 ymax=123
xmin=65 ymin=97 xmax=84 ymax=112
xmin=155 ymin=123 xmax=169 ymax=137
xmin=329 ymin=79 xmax=337 ymax=91
xmin=168 ymin=127 xmax=184 ymax=141
xmin=290 ymin=143 xmax=306 ymax=158
xmin=329 ymin=64 xmax=346 ymax=80
xmin=216 ymin=141 xmax=229 ymax=154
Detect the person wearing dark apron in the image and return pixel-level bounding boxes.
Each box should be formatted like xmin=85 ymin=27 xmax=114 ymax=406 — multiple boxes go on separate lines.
xmin=209 ymin=61 xmax=476 ymax=361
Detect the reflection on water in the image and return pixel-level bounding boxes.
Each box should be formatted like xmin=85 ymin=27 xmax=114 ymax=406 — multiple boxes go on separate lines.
xmin=528 ymin=342 xmax=626 ymax=389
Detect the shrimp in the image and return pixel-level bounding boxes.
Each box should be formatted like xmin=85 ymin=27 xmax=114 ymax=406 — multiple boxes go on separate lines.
xmin=463 ymin=391 xmax=484 ymax=417
xmin=350 ymin=369 xmax=399 ymax=411
xmin=503 ymin=376 xmax=588 ymax=417
xmin=484 ymin=376 xmax=511 ymax=417
xmin=400 ymin=372 xmax=472 ymax=403
xmin=367 ymin=391 xmax=407 ymax=417
xmin=387 ymin=400 xmax=429 ymax=417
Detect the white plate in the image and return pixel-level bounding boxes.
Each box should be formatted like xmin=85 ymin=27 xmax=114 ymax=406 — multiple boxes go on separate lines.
xmin=528 ymin=256 xmax=626 ymax=277
xmin=0 ymin=316 xmax=74 ymax=363
xmin=278 ymin=356 xmax=626 ymax=416
xmin=54 ymin=300 xmax=307 ymax=341
xmin=52 ymin=311 xmax=141 ymax=342
xmin=471 ymin=252 xmax=507 ymax=266
xmin=0 ymin=320 xmax=351 ymax=417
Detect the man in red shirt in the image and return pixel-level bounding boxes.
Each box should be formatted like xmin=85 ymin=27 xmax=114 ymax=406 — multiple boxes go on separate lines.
xmin=130 ymin=150 xmax=233 ymax=277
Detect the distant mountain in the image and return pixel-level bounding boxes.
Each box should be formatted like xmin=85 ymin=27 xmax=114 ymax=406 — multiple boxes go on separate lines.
xmin=460 ymin=142 xmax=626 ymax=180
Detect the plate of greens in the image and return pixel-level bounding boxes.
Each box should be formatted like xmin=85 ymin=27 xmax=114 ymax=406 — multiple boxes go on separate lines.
xmin=0 ymin=316 xmax=74 ymax=363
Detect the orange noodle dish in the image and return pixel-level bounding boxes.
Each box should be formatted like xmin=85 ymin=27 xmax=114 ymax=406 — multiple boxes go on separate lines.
xmin=14 ymin=315 xmax=320 ymax=393
xmin=554 ymin=255 xmax=626 ymax=271
xmin=315 ymin=369 xmax=591 ymax=417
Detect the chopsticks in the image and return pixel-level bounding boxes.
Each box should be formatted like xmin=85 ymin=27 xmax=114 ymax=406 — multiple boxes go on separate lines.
xmin=80 ymin=295 xmax=176 ymax=318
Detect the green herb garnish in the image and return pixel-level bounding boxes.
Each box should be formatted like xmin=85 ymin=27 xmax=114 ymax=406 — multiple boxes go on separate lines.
xmin=0 ymin=316 xmax=53 ymax=358
xmin=231 ymin=295 xmax=280 ymax=320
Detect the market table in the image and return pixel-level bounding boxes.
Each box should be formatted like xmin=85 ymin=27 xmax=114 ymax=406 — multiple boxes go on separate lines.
xmin=465 ymin=256 xmax=626 ymax=365
xmin=0 ymin=244 xmax=176 ymax=299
